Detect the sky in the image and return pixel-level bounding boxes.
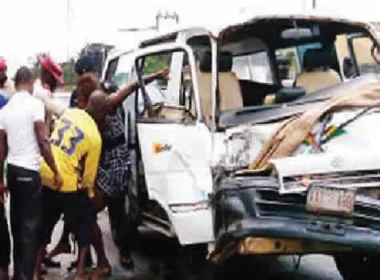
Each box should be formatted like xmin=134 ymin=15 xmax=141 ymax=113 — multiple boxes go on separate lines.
xmin=1 ymin=0 xmax=380 ymax=75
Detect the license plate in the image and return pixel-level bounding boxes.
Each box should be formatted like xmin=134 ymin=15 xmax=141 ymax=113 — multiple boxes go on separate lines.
xmin=306 ymin=185 xmax=355 ymax=216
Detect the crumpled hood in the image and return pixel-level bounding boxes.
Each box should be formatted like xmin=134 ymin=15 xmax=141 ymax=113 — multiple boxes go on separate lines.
xmin=212 ymin=107 xmax=380 ymax=174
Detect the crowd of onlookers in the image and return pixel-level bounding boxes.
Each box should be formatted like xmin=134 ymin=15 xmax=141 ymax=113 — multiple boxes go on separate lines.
xmin=0 ymin=55 xmax=168 ymax=280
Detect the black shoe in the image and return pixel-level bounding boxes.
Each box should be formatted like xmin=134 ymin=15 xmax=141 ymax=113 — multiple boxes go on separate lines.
xmin=120 ymin=253 xmax=134 ymax=270
xmin=43 ymin=257 xmax=61 ymax=268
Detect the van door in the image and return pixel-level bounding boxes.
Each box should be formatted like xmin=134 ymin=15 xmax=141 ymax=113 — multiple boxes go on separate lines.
xmin=132 ymin=43 xmax=214 ymax=245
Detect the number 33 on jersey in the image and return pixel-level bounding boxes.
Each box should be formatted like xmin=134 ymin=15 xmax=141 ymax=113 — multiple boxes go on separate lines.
xmin=51 ymin=118 xmax=85 ymax=155
xmin=40 ymin=109 xmax=102 ymax=193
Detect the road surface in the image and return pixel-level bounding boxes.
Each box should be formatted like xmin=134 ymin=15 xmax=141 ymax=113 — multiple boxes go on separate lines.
xmin=43 ymin=210 xmax=344 ymax=279
xmin=5 ymin=205 xmax=344 ymax=279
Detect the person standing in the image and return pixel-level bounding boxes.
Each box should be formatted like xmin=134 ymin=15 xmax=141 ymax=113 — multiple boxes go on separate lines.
xmin=0 ymin=67 xmax=62 ymax=280
xmin=0 ymin=82 xmax=10 ymax=279
xmin=45 ymin=56 xmax=168 ymax=274
xmin=34 ymin=90 xmax=108 ymax=280
xmin=0 ymin=58 xmax=15 ymax=97
xmin=33 ymin=55 xmax=66 ymax=135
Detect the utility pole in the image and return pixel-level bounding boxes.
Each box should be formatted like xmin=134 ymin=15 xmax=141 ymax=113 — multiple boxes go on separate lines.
xmin=66 ymin=0 xmax=71 ymax=86
xmin=312 ymin=0 xmax=316 ymax=9
xmin=66 ymin=0 xmax=71 ymax=59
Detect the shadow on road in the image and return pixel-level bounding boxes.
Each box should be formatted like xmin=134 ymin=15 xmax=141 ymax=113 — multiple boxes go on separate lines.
xmin=132 ymin=229 xmax=341 ymax=280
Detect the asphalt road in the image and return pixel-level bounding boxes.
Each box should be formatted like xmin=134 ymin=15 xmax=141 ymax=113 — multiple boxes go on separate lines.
xmin=5 ymin=205 xmax=344 ymax=279
xmin=41 ymin=210 xmax=344 ymax=280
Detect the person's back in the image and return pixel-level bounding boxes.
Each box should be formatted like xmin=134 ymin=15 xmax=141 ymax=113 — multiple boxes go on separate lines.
xmin=41 ymin=108 xmax=101 ymax=192
xmin=0 ymin=86 xmax=44 ymax=171
xmin=0 ymin=66 xmax=62 ymax=280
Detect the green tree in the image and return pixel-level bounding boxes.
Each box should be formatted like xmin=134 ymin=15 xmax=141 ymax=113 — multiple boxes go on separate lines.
xmin=60 ymin=58 xmax=75 ymax=86
xmin=143 ymin=54 xmax=170 ymax=74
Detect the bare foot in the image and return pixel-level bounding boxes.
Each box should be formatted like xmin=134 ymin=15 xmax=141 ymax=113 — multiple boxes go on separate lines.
xmin=46 ymin=241 xmax=71 ymax=259
xmin=90 ymin=264 xmax=112 ymax=279
xmin=33 ymin=273 xmax=44 ymax=280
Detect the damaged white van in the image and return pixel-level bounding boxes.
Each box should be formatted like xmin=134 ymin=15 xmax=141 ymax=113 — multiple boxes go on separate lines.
xmin=103 ymin=14 xmax=380 ymax=280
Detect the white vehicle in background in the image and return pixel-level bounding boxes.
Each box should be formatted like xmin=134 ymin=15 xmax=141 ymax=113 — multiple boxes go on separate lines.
xmin=53 ymin=92 xmax=71 ymax=108
xmin=103 ymin=13 xmax=380 ymax=280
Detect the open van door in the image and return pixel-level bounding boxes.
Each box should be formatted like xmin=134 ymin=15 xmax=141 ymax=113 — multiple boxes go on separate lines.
xmin=132 ymin=43 xmax=214 ymax=245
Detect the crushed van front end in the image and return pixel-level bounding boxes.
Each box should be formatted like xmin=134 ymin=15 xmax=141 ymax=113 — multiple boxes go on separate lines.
xmin=210 ymin=173 xmax=380 ymax=264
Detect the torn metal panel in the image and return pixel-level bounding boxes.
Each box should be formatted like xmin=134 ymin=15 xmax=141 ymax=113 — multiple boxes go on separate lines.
xmin=270 ymin=152 xmax=380 ymax=194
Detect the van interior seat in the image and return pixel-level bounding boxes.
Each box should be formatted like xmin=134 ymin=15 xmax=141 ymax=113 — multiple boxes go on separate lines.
xmin=195 ymin=51 xmax=243 ymax=123
xmin=295 ymin=48 xmax=341 ymax=93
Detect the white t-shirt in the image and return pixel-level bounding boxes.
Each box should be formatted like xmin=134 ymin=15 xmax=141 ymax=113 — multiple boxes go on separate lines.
xmin=0 ymin=91 xmax=45 ymax=171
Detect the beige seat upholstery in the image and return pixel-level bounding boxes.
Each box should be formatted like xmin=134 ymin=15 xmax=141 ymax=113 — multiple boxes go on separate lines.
xmin=195 ymin=52 xmax=243 ymax=123
xmin=295 ymin=48 xmax=341 ymax=94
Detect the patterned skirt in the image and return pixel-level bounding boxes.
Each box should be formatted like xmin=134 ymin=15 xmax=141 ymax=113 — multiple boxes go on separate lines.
xmin=96 ymin=144 xmax=130 ymax=198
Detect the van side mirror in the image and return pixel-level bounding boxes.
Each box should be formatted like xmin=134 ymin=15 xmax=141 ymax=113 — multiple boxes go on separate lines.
xmin=275 ymin=87 xmax=306 ymax=103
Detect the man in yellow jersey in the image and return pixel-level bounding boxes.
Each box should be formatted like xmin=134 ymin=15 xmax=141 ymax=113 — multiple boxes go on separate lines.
xmin=34 ymin=90 xmax=108 ymax=280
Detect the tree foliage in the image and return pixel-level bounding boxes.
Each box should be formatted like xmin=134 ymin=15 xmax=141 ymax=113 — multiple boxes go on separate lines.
xmin=143 ymin=54 xmax=170 ymax=74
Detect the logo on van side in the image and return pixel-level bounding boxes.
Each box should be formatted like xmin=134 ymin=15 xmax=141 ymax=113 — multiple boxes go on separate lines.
xmin=153 ymin=142 xmax=172 ymax=154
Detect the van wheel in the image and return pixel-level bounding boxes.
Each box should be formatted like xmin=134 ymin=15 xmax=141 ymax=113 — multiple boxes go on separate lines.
xmin=211 ymin=256 xmax=251 ymax=280
xmin=334 ymin=254 xmax=380 ymax=280
xmin=167 ymin=244 xmax=209 ymax=280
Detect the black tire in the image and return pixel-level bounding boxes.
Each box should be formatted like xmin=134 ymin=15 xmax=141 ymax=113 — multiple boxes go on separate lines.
xmin=167 ymin=244 xmax=209 ymax=280
xmin=334 ymin=254 xmax=380 ymax=280
xmin=211 ymin=256 xmax=252 ymax=280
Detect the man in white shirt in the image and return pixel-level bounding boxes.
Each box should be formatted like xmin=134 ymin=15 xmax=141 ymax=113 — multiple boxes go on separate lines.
xmin=0 ymin=67 xmax=62 ymax=280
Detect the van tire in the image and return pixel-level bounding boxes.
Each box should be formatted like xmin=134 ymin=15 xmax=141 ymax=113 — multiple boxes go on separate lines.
xmin=167 ymin=244 xmax=209 ymax=280
xmin=211 ymin=256 xmax=252 ymax=280
xmin=334 ymin=254 xmax=380 ymax=280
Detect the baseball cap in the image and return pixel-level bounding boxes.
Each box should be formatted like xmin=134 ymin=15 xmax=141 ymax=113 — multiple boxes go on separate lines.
xmin=75 ymin=55 xmax=97 ymax=75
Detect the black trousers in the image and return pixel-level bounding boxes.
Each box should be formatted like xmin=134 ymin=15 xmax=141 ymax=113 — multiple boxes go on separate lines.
xmin=0 ymin=203 xmax=10 ymax=269
xmin=40 ymin=187 xmax=94 ymax=247
xmin=7 ymin=164 xmax=42 ymax=280
xmin=108 ymin=195 xmax=137 ymax=254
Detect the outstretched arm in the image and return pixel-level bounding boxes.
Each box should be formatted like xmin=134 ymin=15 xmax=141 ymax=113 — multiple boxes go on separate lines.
xmin=106 ymin=68 xmax=169 ymax=108
xmin=34 ymin=87 xmax=66 ymax=117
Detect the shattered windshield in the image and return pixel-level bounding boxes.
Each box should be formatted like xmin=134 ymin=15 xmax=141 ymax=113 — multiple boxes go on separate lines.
xmin=216 ymin=19 xmax=380 ymax=128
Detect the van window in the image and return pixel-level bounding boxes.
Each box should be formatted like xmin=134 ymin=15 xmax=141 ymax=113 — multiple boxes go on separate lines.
xmin=276 ymin=47 xmax=299 ymax=86
xmin=113 ymin=52 xmax=134 ymax=87
xmin=136 ymin=50 xmax=197 ymax=119
xmin=232 ymin=52 xmax=273 ymax=84
xmin=351 ymin=36 xmax=380 ymax=74
xmin=104 ymin=58 xmax=118 ymax=83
